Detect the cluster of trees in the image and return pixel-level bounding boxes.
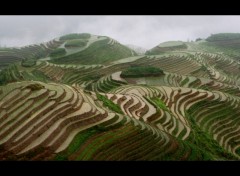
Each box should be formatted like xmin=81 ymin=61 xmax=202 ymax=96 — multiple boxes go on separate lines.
xmin=195 ymin=38 xmax=202 ymax=42
xmin=49 ymin=48 xmax=66 ymax=58
xmin=21 ymin=58 xmax=36 ymax=67
xmin=0 ymin=70 xmax=7 ymax=85
xmin=206 ymin=33 xmax=240 ymax=42
xmin=0 ymin=64 xmax=20 ymax=85
xmin=65 ymin=39 xmax=88 ymax=48
xmin=59 ymin=33 xmax=91 ymax=41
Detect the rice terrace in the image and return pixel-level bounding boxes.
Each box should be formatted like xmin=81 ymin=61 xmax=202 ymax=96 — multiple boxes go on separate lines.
xmin=1 ymin=16 xmax=240 ymax=161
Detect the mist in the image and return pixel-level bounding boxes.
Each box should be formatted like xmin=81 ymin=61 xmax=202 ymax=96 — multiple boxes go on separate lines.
xmin=1 ymin=16 xmax=240 ymax=49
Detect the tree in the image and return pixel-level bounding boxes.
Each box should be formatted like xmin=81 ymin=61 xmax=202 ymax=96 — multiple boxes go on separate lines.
xmin=195 ymin=38 xmax=202 ymax=42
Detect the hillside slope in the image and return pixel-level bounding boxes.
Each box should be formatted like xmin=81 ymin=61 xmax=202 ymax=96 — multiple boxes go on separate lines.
xmin=146 ymin=41 xmax=187 ymax=55
xmin=1 ymin=33 xmax=240 ymax=160
xmin=49 ymin=33 xmax=137 ymax=65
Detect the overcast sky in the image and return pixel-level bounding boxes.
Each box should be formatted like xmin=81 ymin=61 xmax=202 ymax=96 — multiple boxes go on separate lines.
xmin=1 ymin=16 xmax=240 ymax=49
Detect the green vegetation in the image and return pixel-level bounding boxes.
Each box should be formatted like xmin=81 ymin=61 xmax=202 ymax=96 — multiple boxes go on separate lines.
xmin=180 ymin=77 xmax=189 ymax=86
xmin=65 ymin=39 xmax=88 ymax=48
xmin=206 ymin=33 xmax=240 ymax=42
xmin=150 ymin=97 xmax=169 ymax=111
xmin=0 ymin=43 xmax=52 ymax=70
xmin=20 ymin=69 xmax=50 ymax=83
xmin=96 ymin=93 xmax=123 ymax=114
xmin=81 ymin=75 xmax=102 ymax=82
xmin=0 ymin=69 xmax=8 ymax=85
xmin=0 ymin=64 xmax=22 ymax=85
xmin=24 ymin=83 xmax=45 ymax=91
xmin=195 ymin=38 xmax=203 ymax=42
xmin=55 ymin=128 xmax=97 ymax=160
xmin=31 ymin=70 xmax=50 ymax=82
xmin=236 ymin=148 xmax=240 ymax=156
xmin=21 ymin=58 xmax=36 ymax=67
xmin=201 ymin=33 xmax=240 ymax=53
xmin=144 ymin=95 xmax=171 ymax=122
xmin=146 ymin=41 xmax=187 ymax=55
xmin=0 ymin=64 xmax=49 ymax=86
xmin=2 ymin=32 xmax=240 ymax=161
xmin=49 ymin=48 xmax=66 ymax=58
xmin=158 ymin=41 xmax=184 ymax=47
xmin=50 ymin=39 xmax=135 ymax=65
xmin=60 ymin=33 xmax=91 ymax=41
xmin=121 ymin=66 xmax=164 ymax=78
xmin=185 ymin=111 xmax=237 ymax=160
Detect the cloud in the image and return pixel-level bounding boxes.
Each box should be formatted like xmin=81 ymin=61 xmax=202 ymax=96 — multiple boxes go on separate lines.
xmin=0 ymin=15 xmax=240 ymax=49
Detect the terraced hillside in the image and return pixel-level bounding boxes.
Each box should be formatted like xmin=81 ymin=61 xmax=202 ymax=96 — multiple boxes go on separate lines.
xmin=146 ymin=41 xmax=187 ymax=55
xmin=49 ymin=33 xmax=137 ymax=65
xmin=0 ymin=39 xmax=64 ymax=70
xmin=1 ymin=33 xmax=240 ymax=160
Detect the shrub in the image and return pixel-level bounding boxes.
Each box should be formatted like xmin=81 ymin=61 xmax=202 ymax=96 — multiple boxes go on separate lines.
xmin=0 ymin=70 xmax=7 ymax=85
xmin=0 ymin=64 xmax=22 ymax=85
xmin=65 ymin=39 xmax=88 ymax=48
xmin=60 ymin=33 xmax=91 ymax=41
xmin=49 ymin=48 xmax=66 ymax=58
xmin=150 ymin=97 xmax=169 ymax=111
xmin=24 ymin=83 xmax=45 ymax=91
xmin=21 ymin=58 xmax=36 ymax=67
xmin=195 ymin=38 xmax=202 ymax=42
xmin=96 ymin=93 xmax=123 ymax=114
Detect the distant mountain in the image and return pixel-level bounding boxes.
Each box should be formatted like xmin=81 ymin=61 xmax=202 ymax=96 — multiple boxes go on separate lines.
xmin=206 ymin=33 xmax=240 ymax=49
xmin=146 ymin=41 xmax=187 ymax=55
xmin=126 ymin=44 xmax=147 ymax=55
xmin=185 ymin=33 xmax=240 ymax=56
xmin=206 ymin=33 xmax=240 ymax=42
